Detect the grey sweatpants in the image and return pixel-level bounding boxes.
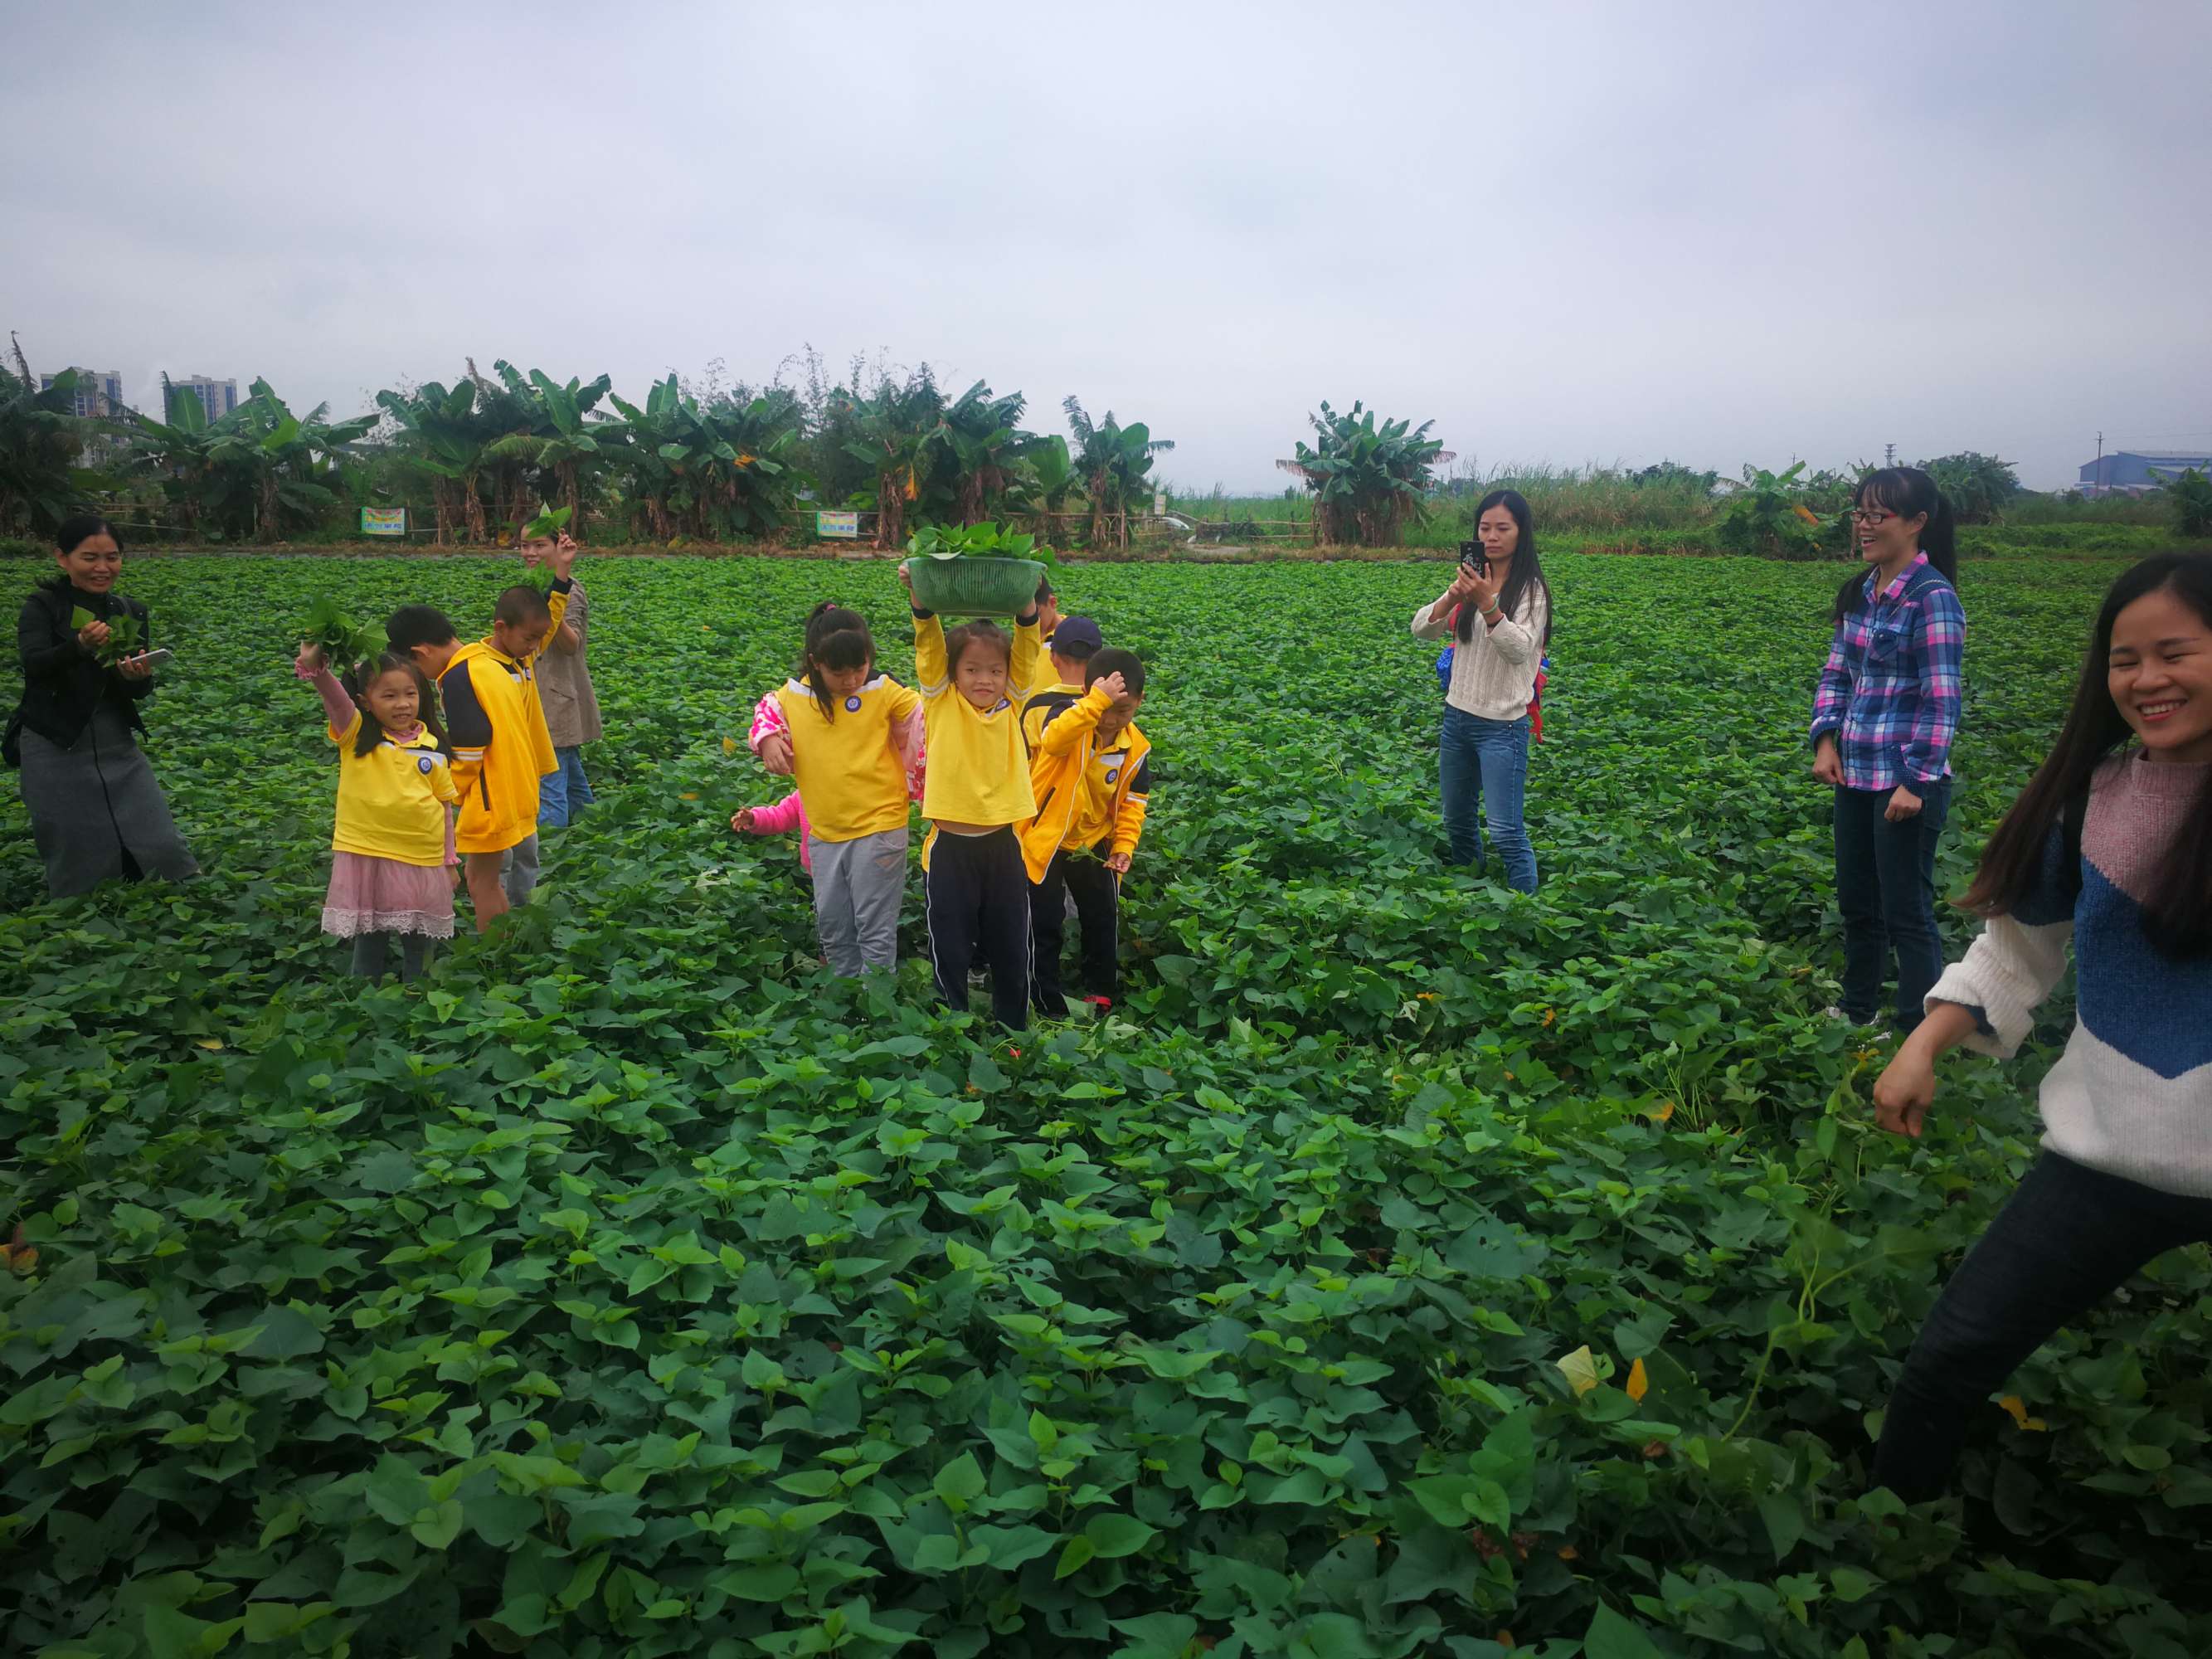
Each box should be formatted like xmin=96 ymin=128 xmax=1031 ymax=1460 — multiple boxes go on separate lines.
xmin=809 ymin=826 xmax=909 ymax=975
xmin=500 ymin=833 xmax=542 ymax=906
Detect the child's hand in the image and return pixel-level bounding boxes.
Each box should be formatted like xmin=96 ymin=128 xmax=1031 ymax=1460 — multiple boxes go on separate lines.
xmin=1094 ymin=671 xmax=1128 ymax=703
xmin=897 ymin=561 xmax=913 ymax=594
xmin=294 ymin=640 xmax=325 ymax=676
xmin=731 ymin=808 xmax=756 ymax=833
xmin=1106 ymin=851 xmax=1132 ymax=873
xmin=758 ymin=732 xmax=795 ymax=775
xmin=551 ymin=532 xmax=580 ymax=580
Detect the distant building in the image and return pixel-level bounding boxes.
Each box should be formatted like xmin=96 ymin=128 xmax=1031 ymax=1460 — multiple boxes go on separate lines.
xmin=2078 ymin=450 xmax=2212 ymax=496
xmin=39 ymin=367 xmax=124 ymax=417
xmin=169 ymin=375 xmax=240 ymax=422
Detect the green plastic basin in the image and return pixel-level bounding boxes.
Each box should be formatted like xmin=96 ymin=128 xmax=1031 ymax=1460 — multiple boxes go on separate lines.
xmin=907 ymin=556 xmax=1046 ymax=619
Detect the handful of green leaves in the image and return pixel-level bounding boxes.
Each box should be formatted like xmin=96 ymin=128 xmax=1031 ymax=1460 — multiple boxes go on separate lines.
xmin=518 ymin=507 xmax=573 ymax=591
xmin=70 ymin=606 xmax=143 ymax=667
xmin=299 ymin=596 xmax=386 ymax=672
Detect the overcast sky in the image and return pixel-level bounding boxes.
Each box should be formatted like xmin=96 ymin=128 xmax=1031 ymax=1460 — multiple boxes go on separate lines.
xmin=8 ymin=2 xmax=2208 ymax=491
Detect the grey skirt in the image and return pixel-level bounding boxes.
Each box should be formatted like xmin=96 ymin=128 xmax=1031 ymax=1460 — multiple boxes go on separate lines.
xmin=19 ymin=704 xmax=199 ymax=898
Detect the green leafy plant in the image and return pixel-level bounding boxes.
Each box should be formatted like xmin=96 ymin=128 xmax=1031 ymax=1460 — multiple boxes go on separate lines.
xmin=2167 ymin=467 xmax=2212 ymax=538
xmin=1715 ymin=462 xmax=1831 ymax=559
xmin=66 ymin=604 xmax=142 ymax=664
xmin=2 ymin=545 xmax=2204 ymax=1659
xmin=298 ymin=595 xmax=386 ymax=669
xmin=904 ymin=520 xmax=1049 ymax=562
xmin=1279 ymin=400 xmax=1450 ymax=546
xmin=519 ymin=504 xmax=573 ymax=542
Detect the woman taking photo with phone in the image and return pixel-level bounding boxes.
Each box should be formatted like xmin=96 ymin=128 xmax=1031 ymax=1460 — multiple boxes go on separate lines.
xmin=1809 ymin=467 xmax=1964 ymax=1034
xmin=7 ymin=515 xmax=199 ymax=897
xmin=1411 ymin=489 xmax=1553 ymax=892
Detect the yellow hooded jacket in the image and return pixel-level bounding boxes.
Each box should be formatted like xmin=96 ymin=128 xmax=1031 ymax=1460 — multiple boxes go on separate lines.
xmin=1015 ymin=681 xmax=1152 ymax=884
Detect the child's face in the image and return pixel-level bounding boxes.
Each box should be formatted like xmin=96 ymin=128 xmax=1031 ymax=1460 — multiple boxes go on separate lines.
xmin=519 ymin=536 xmax=556 ymax=568
xmin=814 ymin=659 xmax=871 ymax=699
xmin=493 ymin=615 xmax=551 ymax=659
xmin=362 ymin=668 xmax=421 ymax=733
xmin=953 ymin=643 xmax=1012 ymax=710
xmin=1095 ymin=690 xmax=1143 ymax=744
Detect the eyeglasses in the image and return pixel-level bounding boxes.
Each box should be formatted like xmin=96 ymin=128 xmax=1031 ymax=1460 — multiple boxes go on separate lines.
xmin=1848 ymin=508 xmax=1896 ymax=526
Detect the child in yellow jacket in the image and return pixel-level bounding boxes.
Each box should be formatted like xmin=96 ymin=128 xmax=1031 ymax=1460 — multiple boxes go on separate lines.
xmin=386 ymin=536 xmax=578 ymax=929
xmin=1018 ymin=645 xmax=1151 ymax=1017
xmin=901 ymin=562 xmax=1040 ymax=1029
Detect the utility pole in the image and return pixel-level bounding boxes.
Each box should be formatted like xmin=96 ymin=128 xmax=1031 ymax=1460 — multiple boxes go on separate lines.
xmin=2096 ymin=431 xmax=2104 ymax=497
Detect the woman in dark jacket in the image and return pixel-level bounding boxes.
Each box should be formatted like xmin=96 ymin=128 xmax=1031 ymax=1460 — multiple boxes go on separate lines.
xmin=9 ymin=515 xmax=198 ymax=896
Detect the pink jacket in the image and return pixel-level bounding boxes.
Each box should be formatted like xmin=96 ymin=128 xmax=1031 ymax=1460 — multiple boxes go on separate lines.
xmin=749 ymin=689 xmax=927 ymax=802
xmin=739 ymin=791 xmax=812 ymax=871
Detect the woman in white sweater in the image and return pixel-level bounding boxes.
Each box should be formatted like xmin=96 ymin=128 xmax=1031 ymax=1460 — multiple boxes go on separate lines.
xmin=1869 ymin=552 xmax=2212 ymax=1501
xmin=1410 ymin=489 xmax=1553 ymax=891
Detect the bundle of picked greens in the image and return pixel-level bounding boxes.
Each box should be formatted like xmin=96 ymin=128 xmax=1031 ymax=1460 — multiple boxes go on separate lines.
xmin=299 ymin=596 xmax=386 ymax=672
xmin=518 ymin=505 xmax=572 ymax=591
xmin=70 ymin=606 xmax=143 ymax=667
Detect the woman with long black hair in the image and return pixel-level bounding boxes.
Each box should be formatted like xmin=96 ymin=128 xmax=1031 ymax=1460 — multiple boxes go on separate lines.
xmin=1810 ymin=467 xmax=1964 ymax=1033
xmin=1411 ymin=489 xmax=1553 ymax=892
xmin=7 ymin=515 xmax=198 ymax=896
xmin=1869 ymin=552 xmax=2212 ymax=1501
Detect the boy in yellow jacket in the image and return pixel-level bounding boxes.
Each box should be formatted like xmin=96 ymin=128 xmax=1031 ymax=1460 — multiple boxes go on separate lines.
xmin=1018 ymin=645 xmax=1151 ymax=1017
xmin=387 ymin=536 xmax=576 ymax=929
xmin=902 ymin=562 xmax=1041 ymax=1029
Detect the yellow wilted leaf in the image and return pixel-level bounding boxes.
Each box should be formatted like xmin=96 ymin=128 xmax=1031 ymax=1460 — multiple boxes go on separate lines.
xmin=1626 ymin=1357 xmax=1650 ymax=1403
xmin=722 ymin=736 xmax=738 ymax=756
xmin=196 ymin=1039 xmax=225 ymax=1051
xmin=680 ymin=792 xmax=700 ymax=802
xmin=1556 ymin=1545 xmax=1579 ymax=1560
xmin=1792 ymin=503 xmax=1821 ymax=527
xmin=1541 ymin=1007 xmax=1555 ymax=1028
xmin=6 ymin=1246 xmax=36 ymax=1276
xmin=1555 ymin=1345 xmax=1599 ymax=1397
xmin=1645 ymin=1102 xmax=1675 ymax=1123
xmin=1998 ymin=1395 xmax=2047 ymax=1431
xmin=1496 ymin=1633 xmax=1514 ymax=1652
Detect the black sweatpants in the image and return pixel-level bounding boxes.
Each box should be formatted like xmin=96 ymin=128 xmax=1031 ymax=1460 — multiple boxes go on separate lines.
xmin=1871 ymin=1151 xmax=2212 ymax=1502
xmin=1031 ymin=844 xmax=1119 ymax=1015
xmin=926 ymin=827 xmax=1030 ymax=1029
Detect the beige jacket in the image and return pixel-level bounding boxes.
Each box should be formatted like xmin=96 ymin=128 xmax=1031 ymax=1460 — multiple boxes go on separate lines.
xmin=537 ymin=579 xmax=603 ymax=748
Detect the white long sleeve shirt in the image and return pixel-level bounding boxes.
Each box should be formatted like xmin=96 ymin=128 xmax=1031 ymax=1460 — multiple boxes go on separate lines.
xmin=1412 ymin=584 xmax=1549 ymax=721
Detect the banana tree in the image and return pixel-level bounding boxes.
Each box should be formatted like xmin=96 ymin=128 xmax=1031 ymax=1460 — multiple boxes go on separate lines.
xmin=1 ymin=345 xmax=101 ymax=536
xmin=480 ymin=365 xmax=614 ymax=538
xmin=605 ymin=375 xmax=809 ymax=542
xmin=1277 ymin=400 xmax=1450 ymax=546
xmin=1064 ymin=398 xmax=1174 ymax=549
xmin=1009 ymin=434 xmax=1086 ymax=539
xmin=923 ymin=380 xmax=1033 ymax=527
xmin=843 ymin=368 xmax=950 ymax=548
xmin=373 ymin=380 xmax=485 ymax=543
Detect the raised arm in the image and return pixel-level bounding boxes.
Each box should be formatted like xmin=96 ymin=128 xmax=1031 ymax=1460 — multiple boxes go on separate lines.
xmin=294 ymin=643 xmax=359 ymax=738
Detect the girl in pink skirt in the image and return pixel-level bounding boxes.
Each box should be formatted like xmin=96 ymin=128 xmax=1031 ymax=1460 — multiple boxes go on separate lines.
xmin=294 ymin=642 xmax=461 ymax=980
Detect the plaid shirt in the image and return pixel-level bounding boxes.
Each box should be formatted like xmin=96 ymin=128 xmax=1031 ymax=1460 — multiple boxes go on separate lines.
xmin=1809 ymin=552 xmax=1964 ymax=791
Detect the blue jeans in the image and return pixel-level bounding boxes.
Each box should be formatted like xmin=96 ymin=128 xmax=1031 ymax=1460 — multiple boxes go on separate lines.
xmin=538 ymin=746 xmax=596 ymax=828
xmin=1832 ymin=780 xmax=1950 ymax=1030
xmin=1439 ymin=707 xmax=1536 ymax=892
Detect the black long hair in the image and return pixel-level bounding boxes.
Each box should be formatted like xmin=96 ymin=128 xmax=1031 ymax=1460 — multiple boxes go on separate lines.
xmin=1961 ymin=552 xmax=2212 ymax=958
xmin=800 ymin=602 xmax=874 ymax=718
xmin=340 ymin=649 xmax=449 ymax=760
xmin=1833 ymin=468 xmax=1957 ymax=624
xmin=1456 ymin=489 xmax=1553 ymax=647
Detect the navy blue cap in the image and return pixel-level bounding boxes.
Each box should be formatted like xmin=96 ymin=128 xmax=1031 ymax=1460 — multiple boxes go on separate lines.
xmin=1050 ymin=615 xmax=1103 ymax=654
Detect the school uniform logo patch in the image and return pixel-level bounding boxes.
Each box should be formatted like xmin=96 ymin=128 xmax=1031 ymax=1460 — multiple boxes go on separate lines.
xmin=846 ymin=695 xmax=863 ymax=712
xmin=1105 ymin=768 xmax=1121 ymax=784
xmin=417 ymin=756 xmax=435 ymax=774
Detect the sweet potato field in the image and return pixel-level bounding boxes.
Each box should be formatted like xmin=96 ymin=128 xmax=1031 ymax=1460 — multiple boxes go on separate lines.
xmin=3 ymin=552 xmax=2206 ymax=1659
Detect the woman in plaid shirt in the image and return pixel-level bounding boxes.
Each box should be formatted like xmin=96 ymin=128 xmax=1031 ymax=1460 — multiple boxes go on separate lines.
xmin=1809 ymin=467 xmax=1965 ymax=1034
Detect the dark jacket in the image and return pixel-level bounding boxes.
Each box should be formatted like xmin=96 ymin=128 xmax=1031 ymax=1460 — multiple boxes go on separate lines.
xmin=10 ymin=581 xmax=155 ymax=752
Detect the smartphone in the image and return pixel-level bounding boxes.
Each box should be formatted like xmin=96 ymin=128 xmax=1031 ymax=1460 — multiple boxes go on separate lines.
xmin=1457 ymin=539 xmax=1488 ymax=577
xmin=134 ymin=648 xmax=175 ymax=670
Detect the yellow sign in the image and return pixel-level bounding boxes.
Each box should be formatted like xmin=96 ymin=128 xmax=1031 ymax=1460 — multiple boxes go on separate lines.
xmin=361 ymin=508 xmax=407 ymax=538
xmin=816 ymin=510 xmax=861 ymax=540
